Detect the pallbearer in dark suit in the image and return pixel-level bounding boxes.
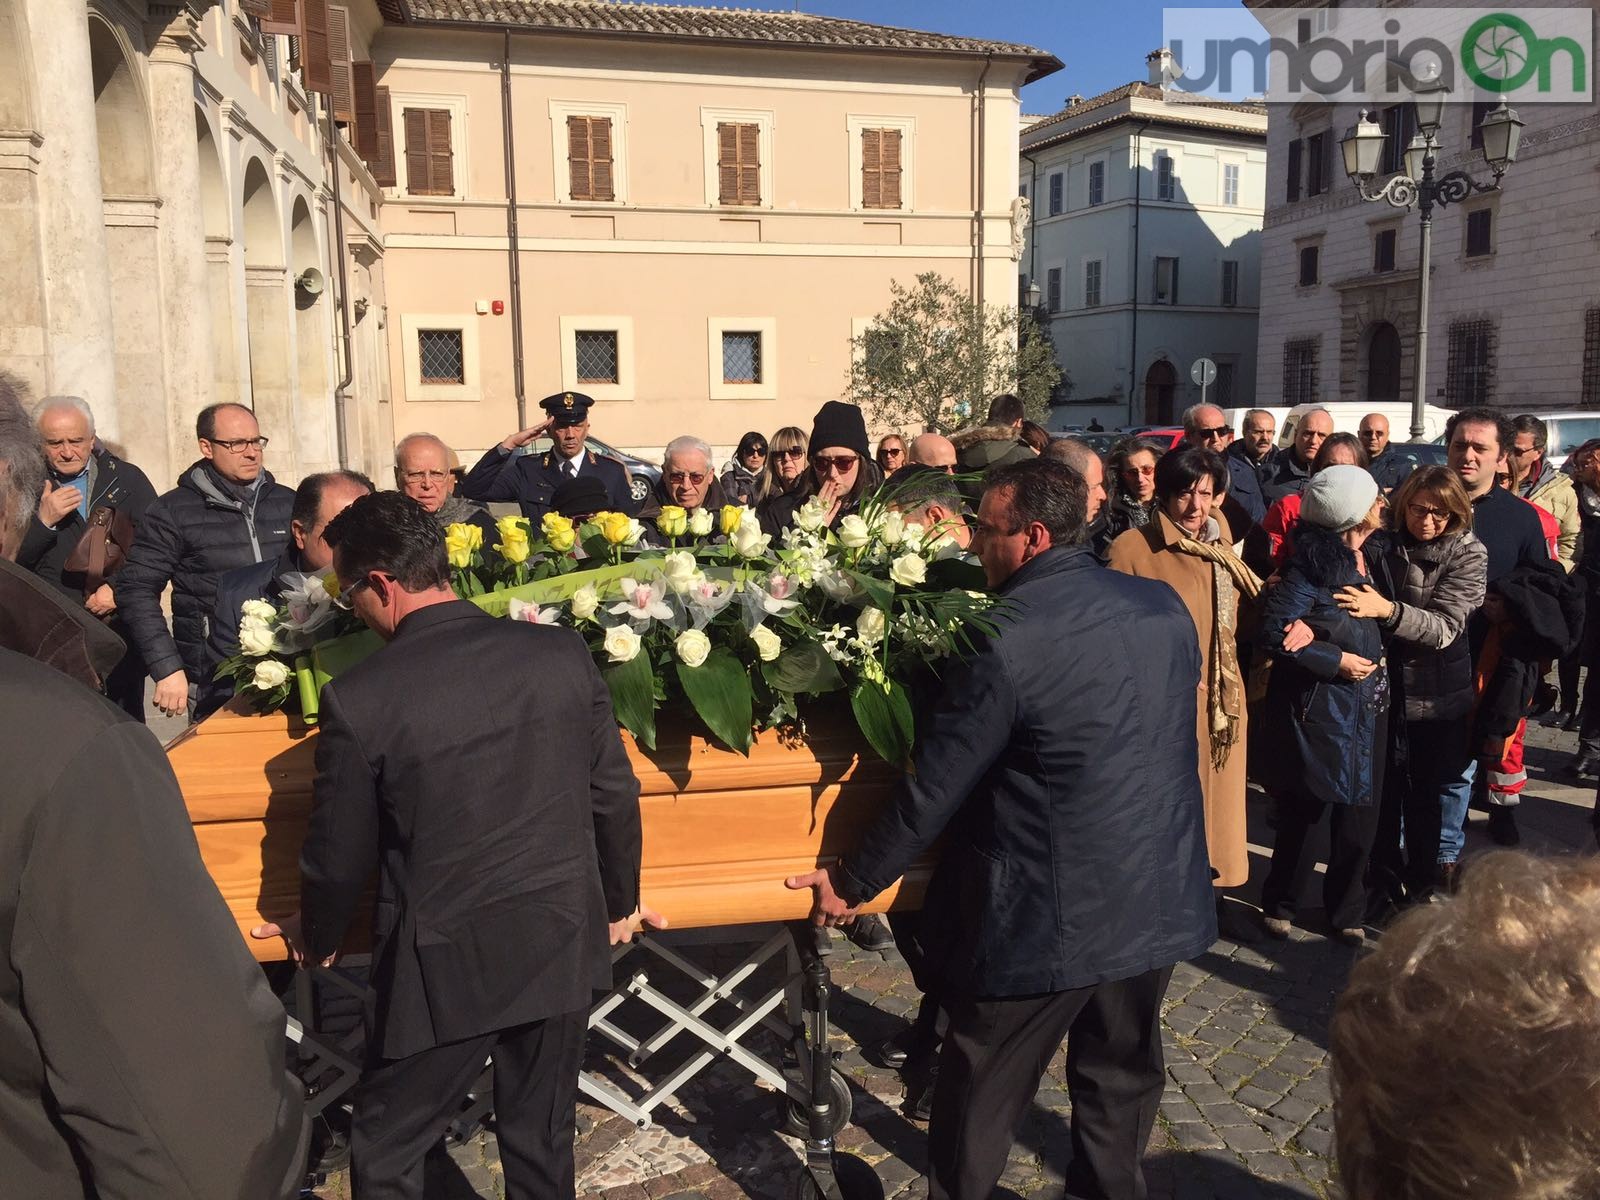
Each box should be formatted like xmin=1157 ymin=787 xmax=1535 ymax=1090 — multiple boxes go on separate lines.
xmin=460 ymin=391 xmax=636 ymax=522
xmin=252 ymin=492 xmax=654 ymax=1200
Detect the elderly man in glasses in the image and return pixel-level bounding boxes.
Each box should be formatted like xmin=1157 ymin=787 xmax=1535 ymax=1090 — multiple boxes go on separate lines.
xmin=639 ymin=435 xmax=730 ymax=544
xmin=396 ymin=432 xmax=499 ymax=546
xmin=116 ymin=403 xmax=295 ymax=722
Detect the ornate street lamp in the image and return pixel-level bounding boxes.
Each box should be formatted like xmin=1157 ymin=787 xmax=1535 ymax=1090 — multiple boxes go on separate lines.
xmin=1339 ymin=84 xmax=1519 ymax=439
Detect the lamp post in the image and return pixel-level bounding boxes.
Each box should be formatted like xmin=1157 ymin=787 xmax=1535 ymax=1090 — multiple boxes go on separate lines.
xmin=1340 ymin=80 xmax=1523 ymax=439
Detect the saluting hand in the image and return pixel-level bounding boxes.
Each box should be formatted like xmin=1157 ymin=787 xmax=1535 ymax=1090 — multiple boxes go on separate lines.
xmin=785 ymin=864 xmax=858 ymax=928
xmin=500 ymin=420 xmax=553 ymax=452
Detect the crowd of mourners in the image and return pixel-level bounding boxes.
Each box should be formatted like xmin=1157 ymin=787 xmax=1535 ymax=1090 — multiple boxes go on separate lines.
xmin=4 ymin=368 xmax=1600 ymax=1200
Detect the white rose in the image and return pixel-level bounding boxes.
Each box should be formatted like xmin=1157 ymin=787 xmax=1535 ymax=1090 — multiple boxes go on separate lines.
xmin=749 ymin=623 xmax=782 ymax=662
xmin=836 ymin=514 xmax=870 ymax=548
xmin=816 ymin=570 xmax=859 ymax=602
xmin=240 ymin=599 xmax=276 ymax=622
xmin=794 ymin=496 xmax=831 ymax=533
xmin=856 ymin=606 xmax=887 ymax=646
xmin=251 ymin=658 xmax=290 ymax=690
xmin=889 ymin=552 xmax=927 ymax=588
xmin=730 ymin=510 xmax=772 ymax=558
xmin=604 ymin=623 xmax=642 ymax=664
xmin=659 ymin=550 xmax=701 ymax=594
xmin=624 ymin=517 xmax=647 ymax=546
xmin=675 ymin=628 xmax=712 ymax=668
xmin=687 ymin=506 xmax=714 ymax=537
xmin=879 ymin=510 xmax=906 ymax=546
xmin=238 ymin=615 xmax=276 ymax=656
xmin=570 ymin=584 xmax=600 ymax=620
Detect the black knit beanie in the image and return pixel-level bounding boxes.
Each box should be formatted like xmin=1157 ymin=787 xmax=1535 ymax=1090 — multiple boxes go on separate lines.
xmin=807 ymin=401 xmax=870 ymax=459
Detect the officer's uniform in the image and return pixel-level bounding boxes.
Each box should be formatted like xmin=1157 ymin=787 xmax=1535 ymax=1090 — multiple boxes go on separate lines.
xmin=459 ymin=391 xmax=636 ymax=522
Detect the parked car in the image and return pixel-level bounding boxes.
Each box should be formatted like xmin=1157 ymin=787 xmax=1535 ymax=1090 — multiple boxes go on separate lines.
xmin=516 ymin=435 xmax=660 ymax=504
xmin=1278 ymin=402 xmax=1455 ymax=447
xmin=1509 ymin=412 xmax=1600 ymax=468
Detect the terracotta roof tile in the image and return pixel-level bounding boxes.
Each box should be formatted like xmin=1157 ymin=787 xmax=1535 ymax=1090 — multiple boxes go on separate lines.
xmin=1023 ymin=81 xmax=1265 ymax=140
xmin=386 ymin=0 xmax=1059 ymax=76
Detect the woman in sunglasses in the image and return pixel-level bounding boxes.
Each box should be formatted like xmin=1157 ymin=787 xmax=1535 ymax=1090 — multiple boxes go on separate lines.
xmin=875 ymin=434 xmax=908 ymax=476
xmin=753 ymin=425 xmax=807 ymax=510
xmin=759 ymin=402 xmax=880 ymax=537
xmin=720 ymin=431 xmax=768 ymax=507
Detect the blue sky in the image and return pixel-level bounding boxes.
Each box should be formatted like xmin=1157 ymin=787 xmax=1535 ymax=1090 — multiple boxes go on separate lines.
xmin=775 ymin=0 xmax=1184 ymax=114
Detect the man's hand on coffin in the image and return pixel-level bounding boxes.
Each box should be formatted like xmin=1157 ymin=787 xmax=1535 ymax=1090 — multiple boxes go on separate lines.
xmin=250 ymin=913 xmax=338 ymax=968
xmin=785 ymin=865 xmax=858 ymax=927
xmin=609 ymin=903 xmax=669 ymax=946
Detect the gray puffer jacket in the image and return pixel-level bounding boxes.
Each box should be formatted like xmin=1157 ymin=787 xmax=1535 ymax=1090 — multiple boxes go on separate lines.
xmin=1378 ymin=529 xmax=1488 ymax=720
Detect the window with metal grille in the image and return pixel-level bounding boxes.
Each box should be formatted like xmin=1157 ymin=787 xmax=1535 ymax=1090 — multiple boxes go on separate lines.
xmin=1466 ymin=209 xmax=1493 ymax=257
xmin=1222 ymin=163 xmax=1240 ymax=206
xmin=1306 ymin=131 xmax=1331 ymax=195
xmin=1046 ymin=267 xmax=1062 ymax=313
xmin=1215 ymin=361 xmax=1237 ymax=407
xmin=1153 ymin=257 xmax=1179 ymax=305
xmin=574 ymin=331 xmax=619 ymax=384
xmin=1446 ymin=320 xmax=1494 ymax=406
xmin=1583 ymin=309 xmax=1600 ymax=406
xmin=1221 ymin=260 xmax=1240 ymax=307
xmin=722 ymin=331 xmax=762 ymax=384
xmin=1283 ymin=339 xmax=1319 ymax=406
xmin=418 ymin=329 xmax=464 ymax=384
xmin=1048 ymin=172 xmax=1063 ymax=215
xmin=1088 ymin=161 xmax=1105 ymax=206
xmin=1155 ymin=152 xmax=1175 ymax=200
xmin=1374 ymin=228 xmax=1397 ymax=273
xmin=1286 ymin=138 xmax=1303 ymax=202
xmin=1380 ymin=104 xmax=1417 ymax=175
xmin=1085 ymin=260 xmax=1102 ymax=308
xmin=1298 ymin=245 xmax=1320 ymax=287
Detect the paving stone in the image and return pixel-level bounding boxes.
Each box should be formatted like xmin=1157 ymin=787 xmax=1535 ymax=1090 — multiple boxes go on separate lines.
xmin=1296 ymin=1126 xmax=1336 ymax=1158
xmin=1269 ymin=1096 xmax=1321 ymax=1126
xmin=1233 ymin=1085 xmax=1283 ymax=1112
xmin=1220 ymin=1124 xmax=1277 ymax=1153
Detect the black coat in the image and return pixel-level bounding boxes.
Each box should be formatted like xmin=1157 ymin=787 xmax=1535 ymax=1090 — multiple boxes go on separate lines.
xmin=115 ymin=461 xmax=294 ymax=683
xmin=1474 ymin=559 xmax=1586 ymax=744
xmin=460 ymin=446 xmax=636 ymax=522
xmin=16 ymin=449 xmax=157 ymax=596
xmin=836 ymin=545 xmax=1216 ymax=999
xmin=300 ymin=601 xmax=642 ymax=1059
xmin=0 ymin=643 xmax=307 ymax=1198
xmin=1260 ymin=449 xmax=1313 ymax=504
xmin=1256 ymin=530 xmax=1388 ymax=806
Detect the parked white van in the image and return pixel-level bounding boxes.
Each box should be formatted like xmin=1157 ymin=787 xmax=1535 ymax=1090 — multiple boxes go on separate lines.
xmin=1277 ymin=402 xmax=1456 ymax=448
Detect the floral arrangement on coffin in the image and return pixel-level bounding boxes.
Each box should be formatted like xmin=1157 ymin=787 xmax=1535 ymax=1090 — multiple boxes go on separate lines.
xmin=212 ymin=572 xmax=365 ymax=714
xmin=221 ymin=493 xmax=998 ymax=767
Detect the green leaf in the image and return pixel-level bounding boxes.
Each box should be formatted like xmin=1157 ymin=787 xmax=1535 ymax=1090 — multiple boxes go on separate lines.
xmin=676 ymin=647 xmax=753 ymax=753
xmin=850 ymin=678 xmax=915 ymax=768
xmin=763 ymin=641 xmax=845 ymax=695
xmin=846 ymin=568 xmax=895 ymax=614
xmin=605 ymin=647 xmax=657 ymax=750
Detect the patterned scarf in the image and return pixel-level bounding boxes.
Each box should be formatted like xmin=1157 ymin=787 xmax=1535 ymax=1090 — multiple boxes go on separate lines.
xmin=1172 ymin=519 xmax=1263 ymax=769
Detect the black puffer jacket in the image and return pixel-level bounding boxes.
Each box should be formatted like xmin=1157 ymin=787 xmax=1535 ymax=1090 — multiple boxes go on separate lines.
xmin=115 ymin=461 xmax=293 ymax=684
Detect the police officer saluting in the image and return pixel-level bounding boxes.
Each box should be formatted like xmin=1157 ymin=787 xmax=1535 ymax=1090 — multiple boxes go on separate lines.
xmin=460 ymin=391 xmax=635 ymax=522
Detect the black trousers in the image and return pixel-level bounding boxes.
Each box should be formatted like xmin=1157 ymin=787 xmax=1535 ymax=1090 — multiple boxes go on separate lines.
xmin=350 ymin=1008 xmax=586 ymax=1200
xmin=889 ymin=907 xmax=948 ymax=1069
xmin=928 ymin=966 xmax=1172 ymax=1200
xmin=1261 ymin=794 xmax=1381 ymax=931
xmin=1370 ymin=718 xmax=1471 ymax=902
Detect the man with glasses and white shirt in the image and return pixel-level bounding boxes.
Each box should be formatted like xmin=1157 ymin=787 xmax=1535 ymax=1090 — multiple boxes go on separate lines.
xmin=116 ymin=403 xmax=293 ymax=721
xmin=461 ymin=391 xmax=635 ymax=523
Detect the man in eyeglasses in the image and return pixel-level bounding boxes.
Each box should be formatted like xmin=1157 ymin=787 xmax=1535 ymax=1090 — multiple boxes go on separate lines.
xmin=1183 ymin=403 xmax=1264 ymax=525
xmin=116 ymin=402 xmax=294 ymax=722
xmin=461 ymin=391 xmax=636 ymax=523
xmin=639 ymin=435 xmax=729 ymax=544
xmin=396 ymin=432 xmax=498 ymax=546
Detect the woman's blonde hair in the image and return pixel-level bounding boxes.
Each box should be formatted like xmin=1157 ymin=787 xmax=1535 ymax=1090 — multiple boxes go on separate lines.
xmin=1331 ymin=851 xmax=1600 ymax=1200
xmin=755 ymin=425 xmax=806 ymax=505
xmin=1390 ymin=464 xmax=1473 ymax=536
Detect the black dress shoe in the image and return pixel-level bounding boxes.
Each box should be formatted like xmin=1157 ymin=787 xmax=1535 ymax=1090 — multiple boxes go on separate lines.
xmin=1564 ymin=710 xmax=1586 ymax=732
xmin=1563 ymin=752 xmax=1599 ymax=779
xmin=1530 ymin=682 xmax=1559 ymax=718
xmin=870 ymin=1029 xmax=914 ymax=1069
xmin=1488 ymin=807 xmax=1521 ymax=846
xmin=846 ymin=912 xmax=896 ymax=954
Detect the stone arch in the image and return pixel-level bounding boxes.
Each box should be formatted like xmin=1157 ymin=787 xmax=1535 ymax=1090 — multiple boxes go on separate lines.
xmin=289 ymin=193 xmax=332 ymax=470
xmin=197 ymin=108 xmax=237 ymax=405
xmin=196 ymin=108 xmax=229 ymax=239
xmin=87 ymin=13 xmax=153 ymax=196
xmin=240 ymin=156 xmax=293 ymax=465
xmin=240 ymin=156 xmax=282 ymax=268
xmin=1143 ymin=357 xmax=1178 ymax=426
xmin=1365 ymin=321 xmax=1403 ymax=403
xmin=0 ymin=1 xmax=37 ymax=131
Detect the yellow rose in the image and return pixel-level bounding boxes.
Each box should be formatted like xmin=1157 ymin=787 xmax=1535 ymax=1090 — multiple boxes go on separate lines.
xmin=657 ymin=505 xmax=688 ymax=538
xmin=497 ymin=527 xmax=531 ymax=565
xmin=444 ymin=522 xmax=482 ymax=570
xmin=601 ymin=511 xmax=635 ymax=546
xmin=547 ymin=524 xmax=576 ymax=553
xmin=541 ymin=512 xmax=574 ymax=540
xmin=720 ymin=504 xmax=744 ymax=536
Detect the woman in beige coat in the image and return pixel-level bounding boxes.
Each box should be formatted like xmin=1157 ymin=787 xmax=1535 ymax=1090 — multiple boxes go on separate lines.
xmin=1109 ymin=446 xmax=1261 ymax=929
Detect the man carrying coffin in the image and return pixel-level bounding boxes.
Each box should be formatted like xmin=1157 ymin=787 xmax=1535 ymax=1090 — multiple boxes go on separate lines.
xmin=252 ymin=492 xmax=655 ymax=1199
xmin=789 ymin=458 xmax=1215 ymax=1200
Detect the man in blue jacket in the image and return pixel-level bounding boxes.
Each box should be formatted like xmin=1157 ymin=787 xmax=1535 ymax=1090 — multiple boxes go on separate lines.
xmin=788 ymin=458 xmax=1216 ymax=1200
xmin=1184 ymin=402 xmax=1265 ymax=526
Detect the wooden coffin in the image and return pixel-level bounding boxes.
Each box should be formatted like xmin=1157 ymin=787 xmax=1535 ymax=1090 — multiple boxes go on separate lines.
xmin=166 ymin=703 xmax=929 ymax=962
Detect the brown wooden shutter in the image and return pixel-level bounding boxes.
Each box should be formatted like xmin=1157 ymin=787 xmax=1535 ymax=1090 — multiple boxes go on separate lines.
xmin=589 ymin=117 xmax=614 ymax=201
xmin=301 ymin=0 xmax=332 ymax=95
xmin=403 ymin=107 xmax=430 ymax=194
xmin=426 ymin=109 xmax=454 ymax=195
xmin=353 ymin=61 xmax=379 ymax=158
xmin=879 ymin=129 xmax=902 ymax=209
xmin=260 ymin=0 xmax=299 ymax=35
xmin=327 ymin=5 xmax=354 ymax=122
xmin=737 ymin=122 xmax=760 ymax=204
xmin=861 ymin=127 xmax=881 ymax=208
xmin=239 ymin=0 xmax=274 ymax=19
xmin=567 ymin=116 xmax=615 ymax=202
xmin=716 ymin=122 xmax=740 ymax=205
xmin=370 ymin=87 xmax=396 ymax=187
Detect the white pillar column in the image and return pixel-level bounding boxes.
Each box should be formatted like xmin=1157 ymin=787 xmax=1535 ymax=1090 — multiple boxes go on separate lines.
xmin=24 ymin=0 xmax=118 ymax=431
xmin=145 ymin=5 xmax=214 ymax=482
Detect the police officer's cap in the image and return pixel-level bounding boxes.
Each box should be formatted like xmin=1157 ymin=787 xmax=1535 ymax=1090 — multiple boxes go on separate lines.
xmin=540 ymin=391 xmax=594 ymax=428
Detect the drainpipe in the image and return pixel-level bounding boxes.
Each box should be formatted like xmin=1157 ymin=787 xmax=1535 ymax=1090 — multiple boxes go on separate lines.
xmin=325 ymin=101 xmax=353 ymax=468
xmin=501 ymin=30 xmax=527 ymax=429
xmin=973 ymin=53 xmax=993 ymax=311
xmin=1127 ymin=120 xmax=1150 ymax=426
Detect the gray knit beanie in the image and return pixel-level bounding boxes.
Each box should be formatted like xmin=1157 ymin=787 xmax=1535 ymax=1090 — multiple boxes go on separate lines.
xmin=1299 ymin=464 xmax=1380 ymax=533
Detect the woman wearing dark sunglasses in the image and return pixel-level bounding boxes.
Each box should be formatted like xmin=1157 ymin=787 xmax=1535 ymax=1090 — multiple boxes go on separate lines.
xmin=753 ymin=425 xmax=807 ymax=510
xmin=720 ymin=431 xmax=768 ymax=507
xmin=759 ymin=401 xmax=880 ymax=537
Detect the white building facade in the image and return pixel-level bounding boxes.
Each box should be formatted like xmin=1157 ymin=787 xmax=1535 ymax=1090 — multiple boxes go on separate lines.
xmin=1252 ymin=0 xmax=1600 ymax=417
xmin=1020 ymin=52 xmax=1268 ymax=429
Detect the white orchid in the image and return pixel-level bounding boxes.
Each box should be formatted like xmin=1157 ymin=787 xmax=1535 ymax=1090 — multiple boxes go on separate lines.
xmin=610 ymin=577 xmax=674 ymax=625
xmin=507 ymin=597 xmax=562 ymax=626
xmin=603 ymin=623 xmax=642 ymax=663
xmin=753 ymin=572 xmax=800 ymax=616
xmin=684 ymin=577 xmax=736 ymax=629
xmin=278 ymin=572 xmax=338 ymax=633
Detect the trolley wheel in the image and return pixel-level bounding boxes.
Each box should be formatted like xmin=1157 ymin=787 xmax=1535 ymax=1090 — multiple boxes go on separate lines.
xmin=791 ymin=1151 xmax=884 ymax=1200
xmin=782 ymin=1067 xmax=853 ymax=1139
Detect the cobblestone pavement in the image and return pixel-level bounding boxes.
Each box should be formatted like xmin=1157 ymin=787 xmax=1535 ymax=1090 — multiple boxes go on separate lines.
xmin=302 ymin=716 xmax=1593 ymax=1200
